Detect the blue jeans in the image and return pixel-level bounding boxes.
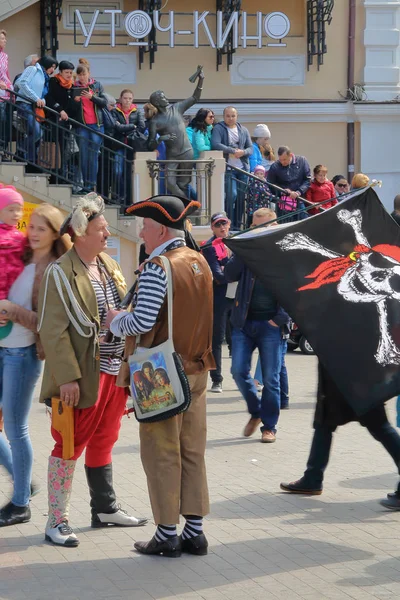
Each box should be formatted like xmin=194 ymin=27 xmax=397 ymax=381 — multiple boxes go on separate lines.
xmin=0 ymin=344 xmax=42 ymax=506
xmin=78 ymin=124 xmax=104 ymax=190
xmin=225 ymin=169 xmax=248 ymax=229
xmin=254 ymin=343 xmax=289 ymax=407
xmin=231 ymin=320 xmax=284 ymax=433
xmin=16 ymin=103 xmax=42 ymax=163
xmin=114 ymin=147 xmax=126 ymax=199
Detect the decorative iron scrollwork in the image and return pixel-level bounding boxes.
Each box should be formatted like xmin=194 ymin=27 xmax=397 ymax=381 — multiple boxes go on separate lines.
xmin=40 ymin=0 xmax=63 ymax=57
xmin=139 ymin=0 xmax=162 ymax=69
xmin=307 ymin=0 xmax=334 ymax=70
xmin=216 ymin=0 xmax=242 ymax=71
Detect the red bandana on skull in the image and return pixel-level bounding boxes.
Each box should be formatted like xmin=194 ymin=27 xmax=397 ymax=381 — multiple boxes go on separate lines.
xmin=299 ymin=244 xmax=400 ymax=291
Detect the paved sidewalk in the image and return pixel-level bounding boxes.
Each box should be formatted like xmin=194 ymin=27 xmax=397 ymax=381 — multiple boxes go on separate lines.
xmin=1 ymin=349 xmax=400 ymax=600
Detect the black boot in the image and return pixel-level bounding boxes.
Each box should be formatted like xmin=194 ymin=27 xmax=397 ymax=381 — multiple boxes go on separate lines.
xmin=280 ymin=424 xmax=333 ymax=494
xmin=0 ymin=501 xmax=31 ymax=527
xmin=85 ymin=464 xmax=147 ymax=528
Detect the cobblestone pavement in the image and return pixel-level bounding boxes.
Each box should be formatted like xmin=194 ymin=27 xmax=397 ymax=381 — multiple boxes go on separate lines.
xmin=1 ymin=349 xmax=400 ymax=600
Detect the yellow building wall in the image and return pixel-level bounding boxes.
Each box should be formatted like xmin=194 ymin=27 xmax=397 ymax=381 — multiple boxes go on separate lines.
xmin=241 ymin=120 xmax=348 ymax=180
xmin=56 ymin=0 xmax=350 ymax=102
xmin=0 ymin=4 xmax=41 ymax=81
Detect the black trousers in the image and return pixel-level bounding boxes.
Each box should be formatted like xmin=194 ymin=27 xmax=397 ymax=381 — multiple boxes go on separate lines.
xmin=303 ymin=407 xmax=400 ymax=487
xmin=211 ymin=296 xmax=233 ymax=384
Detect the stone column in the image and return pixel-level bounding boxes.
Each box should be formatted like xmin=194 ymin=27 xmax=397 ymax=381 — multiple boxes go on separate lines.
xmin=364 ymin=0 xmax=400 ymax=101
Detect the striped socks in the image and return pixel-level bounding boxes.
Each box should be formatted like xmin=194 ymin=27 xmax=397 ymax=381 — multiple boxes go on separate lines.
xmin=155 ymin=524 xmax=177 ymax=542
xmin=181 ymin=516 xmax=203 ymax=540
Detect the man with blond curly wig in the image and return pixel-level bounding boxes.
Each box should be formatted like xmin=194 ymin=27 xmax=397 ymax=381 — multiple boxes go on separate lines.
xmin=37 ymin=193 xmax=147 ymax=548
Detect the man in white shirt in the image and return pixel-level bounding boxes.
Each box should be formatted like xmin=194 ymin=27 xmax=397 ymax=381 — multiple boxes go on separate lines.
xmin=211 ymin=106 xmax=253 ymax=228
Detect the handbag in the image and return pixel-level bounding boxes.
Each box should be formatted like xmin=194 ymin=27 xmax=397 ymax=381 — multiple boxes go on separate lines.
xmin=128 ymin=255 xmax=192 ymax=423
xmin=45 ymin=397 xmax=74 ymax=460
xmin=278 ymin=195 xmax=297 ymax=212
xmin=128 ymin=128 xmax=149 ymax=152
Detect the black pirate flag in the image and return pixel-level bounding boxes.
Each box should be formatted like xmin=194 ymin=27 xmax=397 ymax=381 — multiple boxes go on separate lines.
xmin=225 ymin=187 xmax=400 ymax=416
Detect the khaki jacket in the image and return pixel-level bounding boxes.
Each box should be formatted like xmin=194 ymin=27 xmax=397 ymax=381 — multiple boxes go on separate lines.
xmin=38 ymin=246 xmax=126 ymax=409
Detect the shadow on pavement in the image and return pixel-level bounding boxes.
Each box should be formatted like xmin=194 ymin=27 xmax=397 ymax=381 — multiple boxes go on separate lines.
xmin=0 ymin=535 xmax=374 ymax=599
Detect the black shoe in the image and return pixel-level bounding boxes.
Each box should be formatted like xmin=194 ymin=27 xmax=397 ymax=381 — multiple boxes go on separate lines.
xmin=380 ymin=495 xmax=400 ymax=510
xmin=280 ymin=403 xmax=289 ymax=410
xmin=0 ymin=501 xmax=31 ymax=527
xmin=280 ymin=478 xmax=322 ymax=495
xmin=180 ymin=533 xmax=208 ymax=556
xmin=134 ymin=535 xmax=182 ymax=558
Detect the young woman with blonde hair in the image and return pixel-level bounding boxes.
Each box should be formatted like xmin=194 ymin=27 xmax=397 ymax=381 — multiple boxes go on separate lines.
xmin=0 ymin=202 xmax=71 ymax=527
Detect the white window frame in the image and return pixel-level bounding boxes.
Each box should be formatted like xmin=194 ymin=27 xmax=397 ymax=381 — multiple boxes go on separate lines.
xmin=63 ymin=0 xmax=124 ymax=31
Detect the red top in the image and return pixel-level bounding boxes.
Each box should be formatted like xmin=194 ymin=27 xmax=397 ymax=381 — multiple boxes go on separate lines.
xmin=305 ymin=179 xmax=337 ymax=215
xmin=0 ymin=223 xmax=25 ymax=300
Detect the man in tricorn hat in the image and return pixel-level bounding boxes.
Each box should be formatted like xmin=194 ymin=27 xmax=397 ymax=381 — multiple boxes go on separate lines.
xmin=37 ymin=193 xmax=147 ymax=548
xmin=107 ymin=194 xmax=214 ymax=557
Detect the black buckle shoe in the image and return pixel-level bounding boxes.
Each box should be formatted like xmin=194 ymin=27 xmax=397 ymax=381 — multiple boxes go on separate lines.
xmin=134 ymin=535 xmax=182 ymax=558
xmin=180 ymin=533 xmax=208 ymax=556
xmin=0 ymin=501 xmax=31 ymax=527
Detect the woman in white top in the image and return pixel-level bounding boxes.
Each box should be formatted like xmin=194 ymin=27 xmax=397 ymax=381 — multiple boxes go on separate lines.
xmin=0 ymin=203 xmax=70 ymax=527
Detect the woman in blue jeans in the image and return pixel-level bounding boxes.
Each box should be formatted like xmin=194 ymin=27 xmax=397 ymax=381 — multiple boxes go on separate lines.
xmin=73 ymin=59 xmax=107 ymax=191
xmin=0 ymin=203 xmax=70 ymax=527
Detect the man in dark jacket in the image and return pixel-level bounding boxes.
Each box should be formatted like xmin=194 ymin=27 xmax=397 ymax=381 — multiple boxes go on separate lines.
xmin=211 ymin=106 xmax=253 ymax=228
xmin=280 ymin=362 xmax=400 ymax=509
xmin=391 ymin=194 xmax=400 ymax=226
xmin=267 ymin=146 xmax=311 ymax=223
xmin=225 ymin=212 xmax=290 ymax=443
xmin=201 ymin=211 xmax=234 ymax=393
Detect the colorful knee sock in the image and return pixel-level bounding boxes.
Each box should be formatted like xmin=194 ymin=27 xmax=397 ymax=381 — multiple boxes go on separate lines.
xmin=181 ymin=515 xmax=203 ymax=539
xmin=155 ymin=524 xmax=177 ymax=542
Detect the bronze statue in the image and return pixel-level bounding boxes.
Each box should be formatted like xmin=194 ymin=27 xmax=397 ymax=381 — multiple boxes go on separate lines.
xmin=147 ymin=67 xmax=204 ymax=198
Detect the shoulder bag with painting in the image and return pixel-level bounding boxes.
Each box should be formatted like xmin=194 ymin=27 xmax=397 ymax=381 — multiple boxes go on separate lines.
xmin=128 ymin=255 xmax=191 ymax=423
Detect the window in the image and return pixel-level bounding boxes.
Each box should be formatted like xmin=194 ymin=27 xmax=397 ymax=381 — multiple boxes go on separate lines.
xmin=63 ymin=1 xmax=124 ymax=31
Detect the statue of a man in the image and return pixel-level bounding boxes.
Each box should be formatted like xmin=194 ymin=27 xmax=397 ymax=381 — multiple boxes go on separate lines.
xmin=148 ymin=69 xmax=204 ymax=198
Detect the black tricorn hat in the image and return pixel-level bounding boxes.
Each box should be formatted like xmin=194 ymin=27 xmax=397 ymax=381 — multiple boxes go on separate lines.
xmin=126 ymin=194 xmax=201 ymax=230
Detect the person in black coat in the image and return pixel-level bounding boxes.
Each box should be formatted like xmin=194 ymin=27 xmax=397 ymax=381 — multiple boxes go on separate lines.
xmin=280 ymin=362 xmax=400 ymax=508
xmin=45 ymin=60 xmax=79 ymax=184
xmin=73 ymin=59 xmax=108 ymax=191
xmin=110 ymin=89 xmax=145 ymax=203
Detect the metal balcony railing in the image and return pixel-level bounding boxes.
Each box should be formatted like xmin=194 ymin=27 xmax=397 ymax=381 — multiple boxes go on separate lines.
xmin=0 ymin=89 xmax=134 ymax=209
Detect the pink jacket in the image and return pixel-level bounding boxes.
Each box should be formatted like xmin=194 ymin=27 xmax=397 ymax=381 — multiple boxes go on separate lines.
xmin=0 ymin=223 xmax=25 ymax=300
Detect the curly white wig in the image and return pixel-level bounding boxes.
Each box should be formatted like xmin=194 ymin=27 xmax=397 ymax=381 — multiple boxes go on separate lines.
xmin=60 ymin=193 xmax=105 ymax=237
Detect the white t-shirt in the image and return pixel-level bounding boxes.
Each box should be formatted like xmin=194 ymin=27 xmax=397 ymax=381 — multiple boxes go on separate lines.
xmin=0 ymin=264 xmax=36 ymax=348
xmin=227 ymin=126 xmax=243 ymax=169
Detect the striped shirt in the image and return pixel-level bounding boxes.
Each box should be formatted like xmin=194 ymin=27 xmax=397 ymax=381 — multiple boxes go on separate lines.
xmin=90 ymin=273 xmax=125 ymax=375
xmin=111 ymin=261 xmax=167 ymax=337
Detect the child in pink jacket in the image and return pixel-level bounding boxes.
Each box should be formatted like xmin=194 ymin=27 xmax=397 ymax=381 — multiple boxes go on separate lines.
xmin=0 ymin=185 xmax=25 ymax=300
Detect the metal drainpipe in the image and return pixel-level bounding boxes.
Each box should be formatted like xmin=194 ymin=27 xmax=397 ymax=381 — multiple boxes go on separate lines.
xmin=347 ymin=0 xmax=356 ymax=183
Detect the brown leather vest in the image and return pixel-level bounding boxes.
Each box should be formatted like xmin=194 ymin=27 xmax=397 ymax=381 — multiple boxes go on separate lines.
xmin=118 ymin=246 xmax=215 ymax=386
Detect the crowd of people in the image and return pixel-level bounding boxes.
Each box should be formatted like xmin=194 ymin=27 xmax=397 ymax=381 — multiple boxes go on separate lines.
xmin=0 ymin=30 xmax=357 ymax=223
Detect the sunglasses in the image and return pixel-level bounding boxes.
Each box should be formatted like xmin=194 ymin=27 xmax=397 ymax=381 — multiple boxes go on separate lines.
xmin=337 ymin=183 xmax=348 ymax=188
xmin=213 ymin=221 xmax=228 ymax=227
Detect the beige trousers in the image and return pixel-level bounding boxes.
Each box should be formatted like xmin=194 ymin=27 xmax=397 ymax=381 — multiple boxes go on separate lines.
xmin=139 ymin=371 xmax=209 ymax=524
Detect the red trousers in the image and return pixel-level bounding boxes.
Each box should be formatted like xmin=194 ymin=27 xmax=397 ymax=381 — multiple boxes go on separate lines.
xmin=51 ymin=373 xmax=128 ymax=467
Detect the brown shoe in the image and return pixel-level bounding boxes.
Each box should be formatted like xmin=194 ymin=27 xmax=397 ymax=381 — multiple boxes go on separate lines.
xmin=243 ymin=417 xmax=261 ymax=437
xmin=261 ymin=430 xmax=276 ymax=443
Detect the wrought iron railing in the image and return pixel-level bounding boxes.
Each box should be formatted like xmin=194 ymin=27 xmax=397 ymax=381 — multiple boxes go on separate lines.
xmin=147 ymin=158 xmax=215 ymax=225
xmin=0 ymin=89 xmax=134 ymax=209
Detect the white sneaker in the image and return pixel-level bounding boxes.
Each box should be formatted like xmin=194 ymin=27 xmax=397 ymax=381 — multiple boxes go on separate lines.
xmin=45 ymin=521 xmax=79 ymax=547
xmin=93 ymin=508 xmax=148 ymax=528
